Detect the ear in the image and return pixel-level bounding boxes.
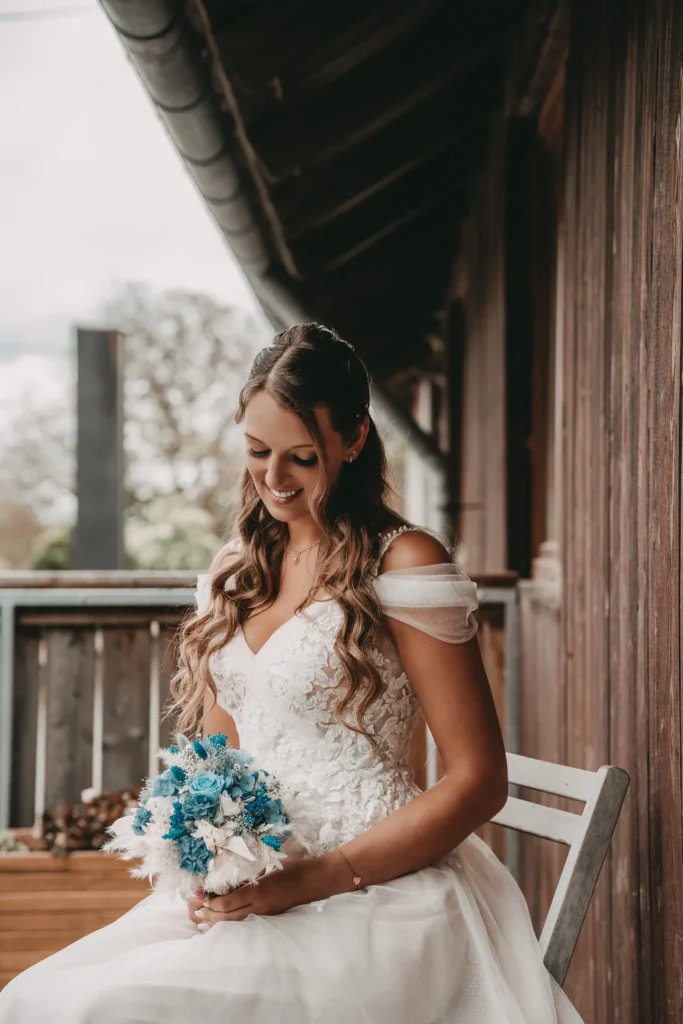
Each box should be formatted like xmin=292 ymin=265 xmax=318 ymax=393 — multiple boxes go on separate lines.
xmin=345 ymin=415 xmax=370 ymax=462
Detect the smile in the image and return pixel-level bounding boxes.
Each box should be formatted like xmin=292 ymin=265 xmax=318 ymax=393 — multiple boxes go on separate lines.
xmin=267 ymin=485 xmax=302 ymax=504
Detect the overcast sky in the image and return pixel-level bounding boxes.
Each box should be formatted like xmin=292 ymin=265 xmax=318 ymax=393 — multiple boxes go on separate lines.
xmin=0 ymin=0 xmax=264 ymax=410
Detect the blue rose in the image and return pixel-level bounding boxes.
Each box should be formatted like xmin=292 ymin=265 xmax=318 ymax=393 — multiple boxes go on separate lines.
xmin=182 ymin=792 xmax=219 ymax=821
xmin=177 ymin=834 xmax=213 ymax=876
xmin=152 ymin=770 xmax=178 ymax=798
xmin=132 ymin=805 xmax=152 ymax=835
xmin=188 ymin=771 xmax=222 ymax=801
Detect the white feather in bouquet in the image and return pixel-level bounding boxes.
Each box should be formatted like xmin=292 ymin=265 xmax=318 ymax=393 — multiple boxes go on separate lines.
xmin=105 ymin=733 xmax=316 ymax=899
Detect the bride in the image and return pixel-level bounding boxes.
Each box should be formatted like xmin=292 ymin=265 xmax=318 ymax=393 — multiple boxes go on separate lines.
xmin=0 ymin=323 xmax=582 ymax=1023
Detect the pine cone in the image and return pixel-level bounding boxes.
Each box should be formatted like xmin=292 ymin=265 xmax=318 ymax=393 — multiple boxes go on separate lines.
xmin=41 ymin=787 xmax=140 ymax=855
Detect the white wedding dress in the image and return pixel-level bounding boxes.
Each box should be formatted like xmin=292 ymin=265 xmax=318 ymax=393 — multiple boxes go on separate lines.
xmin=0 ymin=527 xmax=582 ymax=1023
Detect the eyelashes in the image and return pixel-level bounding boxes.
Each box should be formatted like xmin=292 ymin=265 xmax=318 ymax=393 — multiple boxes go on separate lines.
xmin=246 ymin=448 xmax=318 ymax=467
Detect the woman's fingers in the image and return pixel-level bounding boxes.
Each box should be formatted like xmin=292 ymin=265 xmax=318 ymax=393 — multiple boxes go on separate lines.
xmin=204 ymin=885 xmax=254 ymax=915
xmin=186 ymin=895 xmax=205 ymax=924
xmin=200 ymin=904 xmax=254 ymax=925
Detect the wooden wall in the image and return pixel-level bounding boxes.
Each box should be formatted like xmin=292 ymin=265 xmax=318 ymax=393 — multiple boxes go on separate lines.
xmin=454 ymin=115 xmax=509 ymax=573
xmin=519 ymin=1 xmax=683 ymax=1021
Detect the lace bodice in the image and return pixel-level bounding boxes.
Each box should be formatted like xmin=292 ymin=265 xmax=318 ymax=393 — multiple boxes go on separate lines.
xmin=196 ymin=527 xmax=478 ymax=854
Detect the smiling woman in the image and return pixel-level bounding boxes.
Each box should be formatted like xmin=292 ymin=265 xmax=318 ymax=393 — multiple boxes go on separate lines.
xmin=0 ymin=323 xmax=582 ymax=1024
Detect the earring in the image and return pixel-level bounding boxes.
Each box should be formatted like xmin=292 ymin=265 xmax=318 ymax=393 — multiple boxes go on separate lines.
xmin=347 ymin=452 xmax=356 ymax=463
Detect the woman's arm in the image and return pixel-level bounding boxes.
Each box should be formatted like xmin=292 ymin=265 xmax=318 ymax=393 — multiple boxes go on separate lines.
xmin=326 ymin=531 xmax=507 ymax=888
xmin=201 ymin=532 xmax=508 ymax=923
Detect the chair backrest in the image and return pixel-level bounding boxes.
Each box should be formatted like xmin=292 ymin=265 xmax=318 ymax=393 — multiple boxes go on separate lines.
xmin=490 ymin=752 xmax=629 ymax=985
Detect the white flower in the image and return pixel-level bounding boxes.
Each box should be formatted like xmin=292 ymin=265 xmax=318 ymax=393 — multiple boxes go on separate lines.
xmin=191 ymin=819 xmax=234 ymax=854
xmin=219 ymin=791 xmax=241 ymax=817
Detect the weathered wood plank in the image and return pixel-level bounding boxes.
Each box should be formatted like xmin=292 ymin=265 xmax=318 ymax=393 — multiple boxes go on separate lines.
xmin=102 ymin=627 xmax=151 ymax=792
xmin=10 ymin=629 xmax=40 ymax=828
xmin=44 ymin=630 xmax=95 ymax=810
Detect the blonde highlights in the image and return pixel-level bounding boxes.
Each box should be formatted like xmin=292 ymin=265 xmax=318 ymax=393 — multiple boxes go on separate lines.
xmin=168 ymin=324 xmax=406 ymax=742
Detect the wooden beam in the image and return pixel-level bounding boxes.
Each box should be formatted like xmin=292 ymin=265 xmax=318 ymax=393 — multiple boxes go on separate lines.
xmin=307 ymin=209 xmax=463 ymax=306
xmin=206 ymin=0 xmax=451 ymax=99
xmin=246 ymin=31 xmax=502 ymax=180
xmin=290 ymin=152 xmax=471 ymax=275
xmin=273 ymin=108 xmax=490 ymax=237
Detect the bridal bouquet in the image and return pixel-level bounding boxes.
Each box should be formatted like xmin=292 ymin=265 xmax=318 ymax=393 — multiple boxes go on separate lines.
xmin=106 ymin=733 xmax=304 ymax=899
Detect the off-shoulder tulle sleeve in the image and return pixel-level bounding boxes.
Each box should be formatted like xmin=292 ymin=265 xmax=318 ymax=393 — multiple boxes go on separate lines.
xmin=195 ymin=572 xmax=211 ymax=615
xmin=194 ymin=539 xmax=241 ymax=614
xmin=373 ymin=563 xmax=479 ymax=643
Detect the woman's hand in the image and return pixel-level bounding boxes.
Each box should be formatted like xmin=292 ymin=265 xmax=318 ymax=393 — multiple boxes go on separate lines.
xmin=187 ymin=889 xmax=206 ymax=924
xmin=198 ymin=853 xmax=353 ymax=926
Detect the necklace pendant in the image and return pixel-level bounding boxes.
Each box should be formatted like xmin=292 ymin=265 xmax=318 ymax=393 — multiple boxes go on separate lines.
xmin=293 ymin=553 xmax=300 ymax=565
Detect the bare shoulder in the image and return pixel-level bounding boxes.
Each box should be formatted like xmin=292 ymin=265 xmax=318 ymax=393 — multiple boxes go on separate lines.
xmin=380 ymin=529 xmax=450 ymax=572
xmin=208 ymin=538 xmax=242 ymax=576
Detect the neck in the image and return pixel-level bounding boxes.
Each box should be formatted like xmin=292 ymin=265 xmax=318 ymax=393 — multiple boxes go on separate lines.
xmin=286 ymin=516 xmax=323 ymax=551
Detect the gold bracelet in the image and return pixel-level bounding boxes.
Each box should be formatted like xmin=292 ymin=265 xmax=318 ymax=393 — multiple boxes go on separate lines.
xmin=337 ymin=847 xmax=363 ymax=889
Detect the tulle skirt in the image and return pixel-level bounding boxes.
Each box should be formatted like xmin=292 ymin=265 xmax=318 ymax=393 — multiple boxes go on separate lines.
xmin=0 ymin=835 xmax=582 ymax=1024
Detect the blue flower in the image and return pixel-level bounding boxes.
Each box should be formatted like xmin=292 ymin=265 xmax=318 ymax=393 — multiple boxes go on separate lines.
xmin=162 ymin=801 xmax=188 ymax=840
xmin=169 ymin=745 xmax=179 ymax=754
xmin=152 ymin=770 xmax=178 ymax=798
xmin=183 ymin=792 xmax=219 ymax=821
xmin=170 ymin=765 xmax=186 ymax=784
xmin=132 ymin=806 xmax=152 ymax=835
xmin=221 ymin=768 xmax=235 ymax=791
xmin=261 ymin=834 xmax=283 ymax=851
xmin=230 ymin=750 xmax=255 ymax=768
xmin=177 ymin=834 xmax=213 ymax=876
xmin=193 ymin=739 xmax=208 ymax=760
xmin=207 ymin=732 xmax=227 ymax=748
xmin=229 ymin=772 xmax=257 ymax=800
xmin=262 ymin=798 xmax=287 ymax=825
xmin=188 ymin=771 xmax=222 ymax=801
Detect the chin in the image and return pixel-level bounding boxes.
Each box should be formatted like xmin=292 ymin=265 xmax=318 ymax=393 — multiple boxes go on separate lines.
xmin=261 ymin=495 xmax=309 ymax=522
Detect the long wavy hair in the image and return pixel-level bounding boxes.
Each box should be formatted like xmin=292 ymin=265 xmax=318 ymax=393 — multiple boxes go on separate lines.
xmin=168 ymin=323 xmax=407 ymax=742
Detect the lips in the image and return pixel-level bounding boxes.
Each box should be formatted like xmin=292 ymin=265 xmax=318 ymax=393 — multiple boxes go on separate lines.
xmin=266 ymin=485 xmax=303 ymax=505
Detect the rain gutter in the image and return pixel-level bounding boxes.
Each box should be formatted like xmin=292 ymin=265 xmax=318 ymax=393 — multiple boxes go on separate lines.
xmin=98 ymin=0 xmax=446 ymax=472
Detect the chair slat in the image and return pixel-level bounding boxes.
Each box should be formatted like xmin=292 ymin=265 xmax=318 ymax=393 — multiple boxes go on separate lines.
xmin=490 ymin=796 xmax=580 ymax=845
xmin=505 ymin=752 xmax=596 ymax=801
xmin=539 ymin=764 xmax=629 ymax=984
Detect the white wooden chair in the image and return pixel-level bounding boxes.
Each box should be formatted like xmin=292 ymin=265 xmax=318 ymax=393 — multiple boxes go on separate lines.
xmin=490 ymin=752 xmax=629 ymax=985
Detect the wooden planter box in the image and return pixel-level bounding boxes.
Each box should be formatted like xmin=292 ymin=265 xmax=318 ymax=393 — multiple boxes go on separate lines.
xmin=0 ymin=847 xmax=148 ymax=990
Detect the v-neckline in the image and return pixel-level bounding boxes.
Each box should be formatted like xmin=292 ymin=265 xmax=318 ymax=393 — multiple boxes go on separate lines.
xmin=239 ymin=600 xmax=330 ymax=659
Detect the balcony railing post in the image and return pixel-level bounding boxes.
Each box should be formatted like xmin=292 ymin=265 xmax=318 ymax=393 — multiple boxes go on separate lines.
xmin=92 ymin=628 xmax=105 ymax=796
xmin=33 ymin=638 xmax=49 ymax=829
xmin=0 ymin=599 xmax=15 ymax=831
xmin=148 ymin=620 xmax=161 ymax=780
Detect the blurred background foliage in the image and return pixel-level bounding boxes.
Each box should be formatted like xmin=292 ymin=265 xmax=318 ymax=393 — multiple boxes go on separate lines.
xmin=0 ymin=284 xmax=405 ymax=570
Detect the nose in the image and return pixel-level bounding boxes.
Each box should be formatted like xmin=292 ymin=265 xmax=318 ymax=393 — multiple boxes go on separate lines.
xmin=264 ymin=455 xmax=292 ymax=492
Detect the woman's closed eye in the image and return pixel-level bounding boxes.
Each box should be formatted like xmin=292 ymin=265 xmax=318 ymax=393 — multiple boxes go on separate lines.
xmin=247 ymin=448 xmax=318 ymax=467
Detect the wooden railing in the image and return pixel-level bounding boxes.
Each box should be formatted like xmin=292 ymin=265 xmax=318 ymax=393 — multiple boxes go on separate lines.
xmin=0 ymin=572 xmax=197 ymax=832
xmin=1 ymin=571 xmax=521 ymax=870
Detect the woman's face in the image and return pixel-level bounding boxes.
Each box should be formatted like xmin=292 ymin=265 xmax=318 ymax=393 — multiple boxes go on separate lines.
xmin=243 ymin=390 xmax=358 ymax=523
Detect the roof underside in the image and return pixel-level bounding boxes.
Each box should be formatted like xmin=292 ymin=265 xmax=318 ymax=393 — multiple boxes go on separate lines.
xmin=102 ymin=0 xmax=527 ymax=392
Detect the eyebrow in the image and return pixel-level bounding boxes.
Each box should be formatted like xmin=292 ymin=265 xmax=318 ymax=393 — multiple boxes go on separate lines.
xmin=245 ymin=433 xmax=316 ymax=450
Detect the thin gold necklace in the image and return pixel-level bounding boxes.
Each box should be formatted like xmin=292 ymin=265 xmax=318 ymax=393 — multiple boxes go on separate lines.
xmin=290 ymin=540 xmax=320 ymax=565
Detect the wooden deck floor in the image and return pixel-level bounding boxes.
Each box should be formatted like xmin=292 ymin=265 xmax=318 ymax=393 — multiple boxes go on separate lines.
xmin=0 ymin=848 xmax=149 ymax=990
